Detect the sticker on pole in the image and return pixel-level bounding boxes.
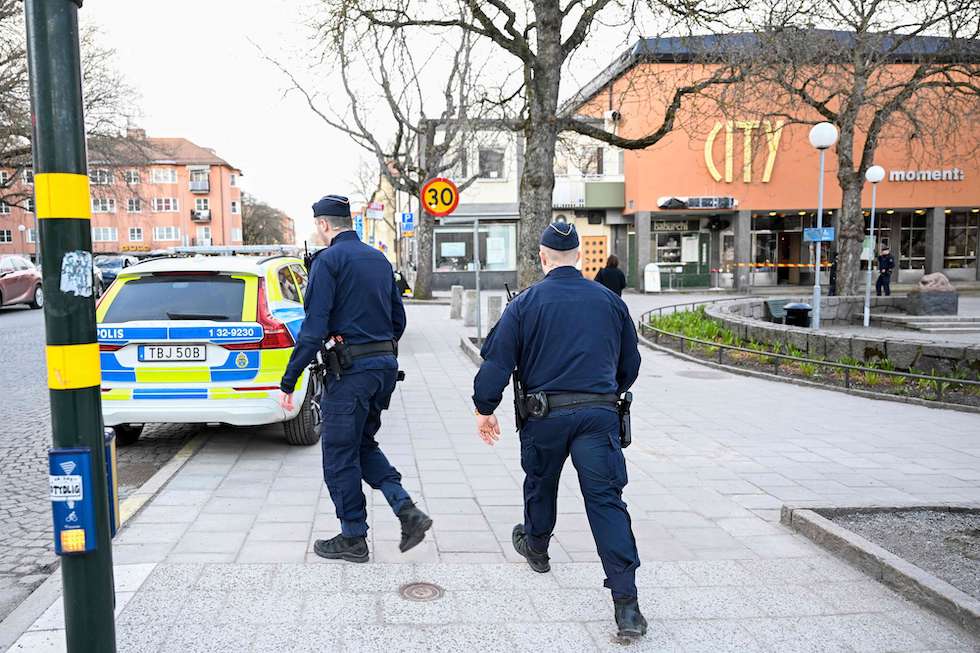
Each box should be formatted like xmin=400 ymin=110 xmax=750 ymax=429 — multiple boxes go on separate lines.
xmin=421 ymin=178 xmax=459 ymax=217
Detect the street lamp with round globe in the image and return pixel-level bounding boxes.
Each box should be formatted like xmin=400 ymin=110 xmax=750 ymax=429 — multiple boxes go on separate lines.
xmin=865 ymin=165 xmax=885 ymax=184
xmin=862 ymin=164 xmax=886 ymax=327
xmin=808 ymin=122 xmax=839 ymax=150
xmin=807 ymin=122 xmax=839 ymax=329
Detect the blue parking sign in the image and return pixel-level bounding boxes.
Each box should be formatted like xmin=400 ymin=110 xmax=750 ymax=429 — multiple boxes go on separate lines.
xmin=401 ymin=212 xmax=415 ymax=237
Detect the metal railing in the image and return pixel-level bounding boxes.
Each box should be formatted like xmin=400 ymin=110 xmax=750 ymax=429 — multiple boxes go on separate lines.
xmin=639 ymin=298 xmax=980 ymax=404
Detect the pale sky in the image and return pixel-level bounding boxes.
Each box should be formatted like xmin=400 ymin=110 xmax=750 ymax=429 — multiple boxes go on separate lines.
xmin=85 ymin=1 xmax=643 ymax=244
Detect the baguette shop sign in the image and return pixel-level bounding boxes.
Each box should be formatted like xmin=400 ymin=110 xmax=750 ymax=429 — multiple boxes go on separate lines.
xmin=888 ymin=167 xmax=966 ymax=182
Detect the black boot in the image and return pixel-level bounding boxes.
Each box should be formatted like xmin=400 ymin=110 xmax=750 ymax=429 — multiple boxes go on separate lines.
xmin=313 ymin=534 xmax=369 ymax=563
xmin=511 ymin=524 xmax=550 ymax=573
xmin=614 ymin=597 xmax=648 ymax=638
xmin=396 ymin=502 xmax=433 ymax=552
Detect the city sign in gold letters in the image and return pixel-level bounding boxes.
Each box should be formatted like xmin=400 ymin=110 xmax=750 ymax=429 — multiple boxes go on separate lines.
xmin=704 ymin=120 xmax=784 ymax=183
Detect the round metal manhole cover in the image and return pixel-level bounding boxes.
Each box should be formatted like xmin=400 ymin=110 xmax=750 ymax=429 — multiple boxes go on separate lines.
xmin=675 ymin=370 xmax=729 ymax=380
xmin=398 ymin=582 xmax=445 ymax=602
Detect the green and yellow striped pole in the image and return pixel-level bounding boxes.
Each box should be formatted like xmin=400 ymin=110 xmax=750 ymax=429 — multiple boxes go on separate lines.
xmin=25 ymin=1 xmax=116 ymax=650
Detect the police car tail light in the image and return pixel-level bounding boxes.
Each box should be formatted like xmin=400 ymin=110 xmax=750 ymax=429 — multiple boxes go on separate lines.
xmin=227 ymin=279 xmax=293 ymax=350
xmin=99 ymin=344 xmax=123 ymax=352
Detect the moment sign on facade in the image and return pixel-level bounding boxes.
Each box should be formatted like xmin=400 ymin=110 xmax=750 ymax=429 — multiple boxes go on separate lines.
xmin=888 ymin=167 xmax=966 ymax=182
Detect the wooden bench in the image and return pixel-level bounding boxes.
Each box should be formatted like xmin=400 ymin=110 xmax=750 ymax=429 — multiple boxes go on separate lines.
xmin=765 ymin=299 xmax=791 ymax=324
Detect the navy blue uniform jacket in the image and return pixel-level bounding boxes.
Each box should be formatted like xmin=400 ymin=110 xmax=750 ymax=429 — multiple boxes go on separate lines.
xmin=280 ymin=231 xmax=406 ymax=393
xmin=473 ymin=266 xmax=641 ymax=416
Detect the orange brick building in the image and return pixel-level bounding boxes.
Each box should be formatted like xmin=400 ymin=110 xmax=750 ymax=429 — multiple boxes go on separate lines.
xmin=0 ymin=132 xmax=243 ymax=259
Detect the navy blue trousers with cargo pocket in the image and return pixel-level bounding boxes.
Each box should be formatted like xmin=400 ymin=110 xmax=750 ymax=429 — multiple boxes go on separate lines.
xmin=318 ymin=368 xmax=411 ymax=537
xmin=520 ymin=406 xmax=640 ymax=598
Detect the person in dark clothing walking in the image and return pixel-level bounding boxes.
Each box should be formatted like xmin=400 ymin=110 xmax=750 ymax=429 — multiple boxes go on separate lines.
xmin=876 ymin=247 xmax=895 ymax=296
xmin=594 ymin=255 xmax=627 ymax=296
xmin=279 ymin=194 xmax=432 ymax=563
xmin=473 ymin=223 xmax=646 ymax=638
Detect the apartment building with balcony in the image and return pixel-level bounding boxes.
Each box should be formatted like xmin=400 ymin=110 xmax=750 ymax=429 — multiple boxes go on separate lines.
xmin=0 ymin=132 xmax=243 ymax=259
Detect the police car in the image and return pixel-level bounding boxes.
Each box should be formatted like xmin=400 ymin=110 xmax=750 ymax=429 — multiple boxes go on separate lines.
xmin=96 ymin=253 xmax=322 ymax=446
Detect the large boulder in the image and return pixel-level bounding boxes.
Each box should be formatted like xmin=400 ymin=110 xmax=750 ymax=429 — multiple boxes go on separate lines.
xmin=907 ymin=273 xmax=958 ymax=315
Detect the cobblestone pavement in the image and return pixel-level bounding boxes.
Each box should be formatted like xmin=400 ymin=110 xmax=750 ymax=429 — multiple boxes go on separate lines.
xmin=0 ymin=307 xmax=199 ymax=622
xmin=11 ymin=300 xmax=980 ymax=652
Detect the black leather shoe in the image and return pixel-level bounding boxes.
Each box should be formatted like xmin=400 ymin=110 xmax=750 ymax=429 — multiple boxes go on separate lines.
xmin=614 ymin=597 xmax=648 ymax=638
xmin=512 ymin=524 xmax=550 ymax=573
xmin=396 ymin=502 xmax=433 ymax=552
xmin=313 ymin=534 xmax=369 ymax=563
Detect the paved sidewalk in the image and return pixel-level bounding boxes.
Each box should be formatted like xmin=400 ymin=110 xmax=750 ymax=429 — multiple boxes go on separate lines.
xmin=9 ymin=301 xmax=980 ymax=652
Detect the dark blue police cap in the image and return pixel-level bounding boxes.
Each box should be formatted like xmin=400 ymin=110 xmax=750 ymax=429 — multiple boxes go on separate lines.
xmin=312 ymin=194 xmax=351 ymax=218
xmin=540 ymin=222 xmax=579 ymax=251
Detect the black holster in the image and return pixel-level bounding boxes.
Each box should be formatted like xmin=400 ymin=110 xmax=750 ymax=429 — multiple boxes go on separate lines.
xmin=618 ymin=391 xmax=632 ymax=448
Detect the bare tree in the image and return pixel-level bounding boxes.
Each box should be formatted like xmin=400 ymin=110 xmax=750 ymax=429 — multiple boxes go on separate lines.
xmin=700 ymin=1 xmax=980 ymax=294
xmin=242 ymin=193 xmax=290 ymax=245
xmin=0 ymin=0 xmax=144 ymax=207
xmin=315 ymin=0 xmax=743 ymax=287
xmin=264 ymin=10 xmax=501 ymax=299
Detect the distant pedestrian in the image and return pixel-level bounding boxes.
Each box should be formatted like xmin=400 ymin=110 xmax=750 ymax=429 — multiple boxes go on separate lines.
xmin=594 ymin=255 xmax=627 ymax=296
xmin=876 ymin=246 xmax=895 ymax=296
xmin=828 ymin=251 xmax=839 ymax=296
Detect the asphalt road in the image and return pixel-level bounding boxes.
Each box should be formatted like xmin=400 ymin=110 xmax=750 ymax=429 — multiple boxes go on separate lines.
xmin=0 ymin=306 xmax=198 ymax=622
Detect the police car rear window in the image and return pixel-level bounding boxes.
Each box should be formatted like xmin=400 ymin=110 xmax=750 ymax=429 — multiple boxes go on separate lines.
xmin=103 ymin=275 xmax=246 ymax=322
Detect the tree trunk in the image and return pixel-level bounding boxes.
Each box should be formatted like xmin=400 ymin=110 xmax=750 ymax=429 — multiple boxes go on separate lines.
xmin=837 ymin=181 xmax=865 ymax=296
xmin=414 ymin=208 xmax=434 ymax=299
xmin=516 ymin=1 xmax=563 ymax=289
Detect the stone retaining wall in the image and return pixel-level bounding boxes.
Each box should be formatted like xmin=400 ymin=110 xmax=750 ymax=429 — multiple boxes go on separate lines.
xmin=703 ymin=297 xmax=980 ymax=376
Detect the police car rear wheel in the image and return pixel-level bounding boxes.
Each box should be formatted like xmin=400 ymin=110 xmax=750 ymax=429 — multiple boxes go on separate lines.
xmin=283 ymin=384 xmax=321 ymax=446
xmin=114 ymin=424 xmax=144 ymax=447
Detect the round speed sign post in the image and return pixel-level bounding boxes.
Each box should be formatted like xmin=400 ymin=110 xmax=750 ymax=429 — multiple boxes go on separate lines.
xmin=421 ymin=177 xmax=459 ymax=217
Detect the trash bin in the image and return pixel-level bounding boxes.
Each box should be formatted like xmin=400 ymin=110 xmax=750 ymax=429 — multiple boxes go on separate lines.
xmin=784 ymin=302 xmax=812 ymax=327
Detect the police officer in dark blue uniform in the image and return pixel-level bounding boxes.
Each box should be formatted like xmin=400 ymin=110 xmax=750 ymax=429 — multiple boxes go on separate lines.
xmin=876 ymin=246 xmax=895 ymax=296
xmin=472 ymin=222 xmax=647 ymax=637
xmin=279 ymin=194 xmax=432 ymax=562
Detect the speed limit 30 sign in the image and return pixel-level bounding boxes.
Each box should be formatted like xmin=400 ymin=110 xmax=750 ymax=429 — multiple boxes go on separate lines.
xmin=421 ymin=177 xmax=459 ymax=217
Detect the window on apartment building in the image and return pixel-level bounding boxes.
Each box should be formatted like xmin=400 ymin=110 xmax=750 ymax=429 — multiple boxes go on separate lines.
xmin=153 ymin=226 xmax=180 ymax=241
xmin=26 ymin=229 xmax=36 ymax=243
xmin=196 ymin=226 xmax=211 ymax=244
xmin=127 ymin=198 xmax=142 ymax=212
xmin=231 ymin=228 xmax=242 ymax=242
xmin=92 ymin=197 xmax=116 ymax=213
xmin=152 ymin=197 xmax=179 ymax=212
xmin=151 ymin=168 xmax=177 ymax=184
xmin=230 ymin=174 xmax=238 ymax=186
xmin=89 ymin=169 xmax=111 ymax=185
xmin=0 ymin=171 xmax=9 ymax=185
xmin=0 ymin=230 xmax=11 ymax=243
xmin=478 ymin=149 xmax=505 ymax=179
xmin=129 ymin=227 xmax=143 ymax=242
xmin=124 ymin=170 xmax=140 ymax=184
xmin=23 ymin=169 xmax=34 ymax=184
xmin=27 ymin=198 xmax=34 ymax=213
xmin=92 ymin=227 xmax=118 ymax=242
xmin=0 ymin=201 xmax=10 ymax=215
xmin=195 ymin=198 xmax=210 ymax=211
xmin=230 ymin=201 xmax=240 ymax=214
xmin=583 ymin=147 xmax=604 ymax=176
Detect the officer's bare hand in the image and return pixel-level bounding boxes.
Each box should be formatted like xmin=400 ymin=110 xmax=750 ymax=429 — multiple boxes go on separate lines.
xmin=476 ymin=413 xmax=500 ymax=445
xmin=280 ymin=392 xmax=295 ymax=412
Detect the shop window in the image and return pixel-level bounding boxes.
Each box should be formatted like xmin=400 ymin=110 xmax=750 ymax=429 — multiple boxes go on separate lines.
xmin=655 ymin=233 xmax=682 ymax=264
xmin=434 ymin=224 xmax=516 ymax=272
xmin=944 ymin=211 xmax=978 ymax=269
xmin=900 ymin=212 xmax=926 ymax=269
xmin=753 ymin=232 xmax=777 ymax=269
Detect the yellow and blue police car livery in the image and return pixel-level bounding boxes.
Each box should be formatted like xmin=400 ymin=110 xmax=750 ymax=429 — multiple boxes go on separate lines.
xmin=95 ymin=255 xmax=320 ymax=444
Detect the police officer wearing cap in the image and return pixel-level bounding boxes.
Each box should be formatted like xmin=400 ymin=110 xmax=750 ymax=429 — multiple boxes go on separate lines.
xmin=279 ymin=194 xmax=432 ymax=562
xmin=472 ymin=222 xmax=647 ymax=637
